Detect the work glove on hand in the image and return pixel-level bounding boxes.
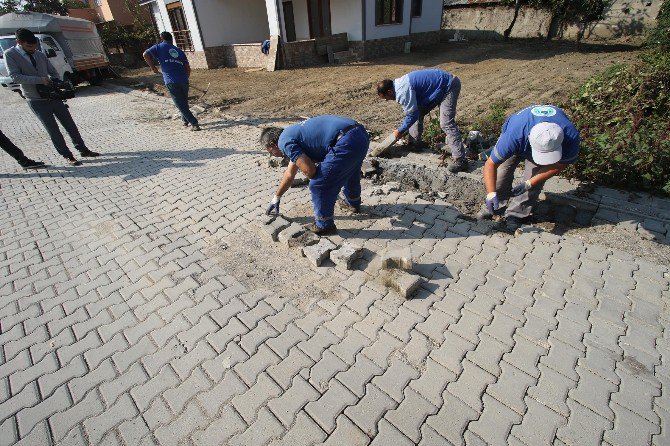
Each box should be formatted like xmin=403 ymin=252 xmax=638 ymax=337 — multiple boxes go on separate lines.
xmin=485 ymin=192 xmax=499 ymax=215
xmin=511 ymin=180 xmax=532 ymax=197
xmin=266 ymin=195 xmax=280 ymax=215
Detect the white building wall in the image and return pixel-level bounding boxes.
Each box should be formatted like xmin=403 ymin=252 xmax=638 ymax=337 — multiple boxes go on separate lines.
xmin=365 ymin=0 xmax=411 ymax=40
xmin=410 ymin=0 xmax=442 ymax=33
xmin=330 ymin=0 xmax=363 ymax=40
xmin=194 ymin=0 xmax=269 ymax=47
xmin=150 ymin=1 xmax=170 ymax=32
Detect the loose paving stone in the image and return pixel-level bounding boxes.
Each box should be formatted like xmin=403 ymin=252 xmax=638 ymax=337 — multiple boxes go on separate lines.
xmin=383 ymin=269 xmax=423 ymax=299
xmin=302 ymin=238 xmax=337 ymax=267
xmin=330 ymin=243 xmax=363 ymax=270
xmin=381 ymin=246 xmax=414 ymax=271
xmin=257 ymin=216 xmax=291 ymax=242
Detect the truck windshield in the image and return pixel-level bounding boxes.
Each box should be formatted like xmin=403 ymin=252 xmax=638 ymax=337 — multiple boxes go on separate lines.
xmin=0 ymin=38 xmax=16 ymax=57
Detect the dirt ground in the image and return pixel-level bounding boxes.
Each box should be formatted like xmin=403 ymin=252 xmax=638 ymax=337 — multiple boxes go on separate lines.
xmin=113 ymin=40 xmax=640 ymax=132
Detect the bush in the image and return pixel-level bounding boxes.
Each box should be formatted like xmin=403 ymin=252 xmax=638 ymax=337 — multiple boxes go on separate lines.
xmin=562 ymin=52 xmax=670 ymax=195
xmin=644 ymin=0 xmax=670 ymax=50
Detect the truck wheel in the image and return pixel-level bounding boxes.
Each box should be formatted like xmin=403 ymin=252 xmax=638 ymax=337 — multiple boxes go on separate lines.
xmin=63 ymin=73 xmax=75 ymax=89
xmin=89 ymin=69 xmax=103 ymax=86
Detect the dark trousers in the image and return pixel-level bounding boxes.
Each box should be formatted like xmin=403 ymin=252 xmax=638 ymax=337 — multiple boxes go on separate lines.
xmin=166 ymin=83 xmax=198 ymax=126
xmin=0 ymin=130 xmax=29 ymax=164
xmin=27 ymin=99 xmax=87 ymax=158
xmin=309 ymin=126 xmax=369 ymax=229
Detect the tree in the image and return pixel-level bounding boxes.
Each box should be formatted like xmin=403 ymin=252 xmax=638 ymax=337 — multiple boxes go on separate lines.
xmin=0 ymin=0 xmax=20 ymax=14
xmin=22 ymin=0 xmax=69 ymax=15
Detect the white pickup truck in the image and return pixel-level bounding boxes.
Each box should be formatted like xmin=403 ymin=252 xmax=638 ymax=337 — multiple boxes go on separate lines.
xmin=0 ymin=11 xmax=109 ymax=92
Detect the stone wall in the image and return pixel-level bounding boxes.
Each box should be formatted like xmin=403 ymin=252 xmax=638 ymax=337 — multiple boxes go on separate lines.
xmin=279 ymin=40 xmax=328 ymax=69
xmin=184 ymin=51 xmax=209 ymax=69
xmin=351 ymin=31 xmax=441 ymax=59
xmin=204 ymin=44 xmax=268 ymax=68
xmin=442 ymin=0 xmax=662 ymax=41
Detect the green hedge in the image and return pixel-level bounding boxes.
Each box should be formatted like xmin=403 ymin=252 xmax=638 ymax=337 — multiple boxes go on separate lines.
xmin=561 ymin=0 xmax=670 ymax=196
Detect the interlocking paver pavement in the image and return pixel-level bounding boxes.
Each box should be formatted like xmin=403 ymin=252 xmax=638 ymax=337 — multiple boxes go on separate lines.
xmin=1 ymin=86 xmax=669 ymax=445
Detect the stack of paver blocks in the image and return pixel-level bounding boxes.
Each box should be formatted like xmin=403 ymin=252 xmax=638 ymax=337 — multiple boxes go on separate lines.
xmin=256 ymin=215 xmax=424 ymax=298
xmin=255 ymin=215 xmax=363 ymax=269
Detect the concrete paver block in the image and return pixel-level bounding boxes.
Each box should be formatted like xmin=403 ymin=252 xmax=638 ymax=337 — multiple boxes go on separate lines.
xmin=256 ymin=216 xmax=291 ymax=242
xmin=384 ymin=270 xmax=423 ymax=299
xmin=330 ymin=243 xmax=363 ymax=270
xmin=302 ymin=238 xmax=337 ymax=266
xmin=277 ymin=223 xmax=306 ymax=246
xmin=381 ymin=246 xmax=413 ymax=271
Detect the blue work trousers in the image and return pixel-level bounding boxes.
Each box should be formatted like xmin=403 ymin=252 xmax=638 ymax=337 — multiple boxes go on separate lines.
xmin=309 ymin=126 xmax=369 ymax=229
xmin=166 ymin=83 xmax=198 ymax=126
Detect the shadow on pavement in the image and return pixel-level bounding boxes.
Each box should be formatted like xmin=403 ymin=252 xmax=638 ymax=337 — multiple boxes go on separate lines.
xmin=0 ymin=147 xmax=237 ymax=181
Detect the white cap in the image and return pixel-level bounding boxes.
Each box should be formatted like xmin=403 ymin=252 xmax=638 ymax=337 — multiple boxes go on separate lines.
xmin=529 ymin=122 xmax=564 ymax=165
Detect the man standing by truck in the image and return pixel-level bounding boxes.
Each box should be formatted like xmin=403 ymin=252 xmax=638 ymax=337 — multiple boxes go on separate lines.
xmin=4 ymin=28 xmax=100 ymax=166
xmin=143 ymin=32 xmax=200 ymax=131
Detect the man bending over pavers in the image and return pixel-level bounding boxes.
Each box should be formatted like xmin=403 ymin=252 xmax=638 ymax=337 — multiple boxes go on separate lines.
xmin=479 ymin=104 xmax=580 ymax=231
xmin=260 ymin=115 xmax=369 ymax=235
xmin=377 ymin=68 xmax=467 ymax=173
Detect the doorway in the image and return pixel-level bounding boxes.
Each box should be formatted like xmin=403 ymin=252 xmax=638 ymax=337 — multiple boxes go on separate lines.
xmin=307 ymin=0 xmax=331 ymax=39
xmin=283 ymin=1 xmax=297 ymax=42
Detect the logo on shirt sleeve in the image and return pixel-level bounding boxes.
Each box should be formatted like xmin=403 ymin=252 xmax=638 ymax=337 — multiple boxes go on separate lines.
xmin=169 ymin=48 xmax=179 ymax=58
xmin=531 ymin=106 xmax=557 ymax=117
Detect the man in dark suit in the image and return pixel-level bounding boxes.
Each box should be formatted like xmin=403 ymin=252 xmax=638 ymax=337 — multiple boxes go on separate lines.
xmin=4 ymin=28 xmax=100 ymax=166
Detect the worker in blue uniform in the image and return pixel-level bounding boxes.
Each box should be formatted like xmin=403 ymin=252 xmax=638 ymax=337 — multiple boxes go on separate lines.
xmin=260 ymin=115 xmax=369 ymax=235
xmin=377 ymin=68 xmax=467 ymax=173
xmin=480 ymin=104 xmax=580 ymax=230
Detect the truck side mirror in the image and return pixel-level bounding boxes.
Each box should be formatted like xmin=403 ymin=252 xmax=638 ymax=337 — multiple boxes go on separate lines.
xmin=46 ymin=49 xmax=57 ymax=58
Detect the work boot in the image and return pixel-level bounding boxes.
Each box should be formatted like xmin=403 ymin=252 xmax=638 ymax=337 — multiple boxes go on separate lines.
xmin=80 ymin=149 xmax=100 ymax=157
xmin=303 ymin=222 xmax=337 ymax=236
xmin=337 ymin=197 xmax=361 ymax=213
xmin=448 ymin=157 xmax=469 ymax=173
xmin=505 ymin=216 xmax=526 ymax=231
xmin=19 ymin=159 xmax=46 ymax=170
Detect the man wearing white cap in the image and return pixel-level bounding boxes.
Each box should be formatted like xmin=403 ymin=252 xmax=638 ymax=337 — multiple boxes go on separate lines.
xmin=479 ymin=104 xmax=580 ymax=230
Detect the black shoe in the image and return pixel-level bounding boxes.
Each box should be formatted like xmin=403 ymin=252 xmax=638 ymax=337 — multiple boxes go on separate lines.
xmin=183 ymin=121 xmax=190 ymax=127
xmin=66 ymin=157 xmax=82 ymax=166
xmin=191 ymin=125 xmax=201 ymax=131
xmin=20 ymin=159 xmax=46 ymax=170
xmin=79 ymin=149 xmax=100 ymax=157
xmin=505 ymin=216 xmax=526 ymax=231
xmin=303 ymin=222 xmax=337 ymax=236
xmin=337 ymin=197 xmax=361 ymax=213
xmin=448 ymin=157 xmax=469 ymax=173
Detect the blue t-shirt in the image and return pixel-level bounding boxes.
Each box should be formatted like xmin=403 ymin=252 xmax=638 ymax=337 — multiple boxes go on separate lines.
xmin=396 ymin=69 xmax=453 ymax=134
xmin=147 ymin=42 xmax=189 ymax=85
xmin=279 ymin=115 xmax=357 ymax=163
xmin=490 ymin=105 xmax=580 ymax=165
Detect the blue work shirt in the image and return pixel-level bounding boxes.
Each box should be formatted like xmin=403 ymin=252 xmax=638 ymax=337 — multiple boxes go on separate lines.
xmin=279 ymin=115 xmax=358 ymax=163
xmin=147 ymin=42 xmax=189 ymax=85
xmin=490 ymin=105 xmax=580 ymax=165
xmin=395 ymin=69 xmax=453 ymax=133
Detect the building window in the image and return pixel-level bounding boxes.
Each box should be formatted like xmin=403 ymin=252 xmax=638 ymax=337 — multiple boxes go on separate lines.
xmin=375 ymin=0 xmax=403 ymax=26
xmin=167 ymin=2 xmax=194 ymax=51
xmin=411 ymin=0 xmax=422 ymax=17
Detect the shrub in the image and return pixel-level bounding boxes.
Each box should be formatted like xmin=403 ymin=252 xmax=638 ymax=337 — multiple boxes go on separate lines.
xmin=562 ymin=52 xmax=670 ymax=195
